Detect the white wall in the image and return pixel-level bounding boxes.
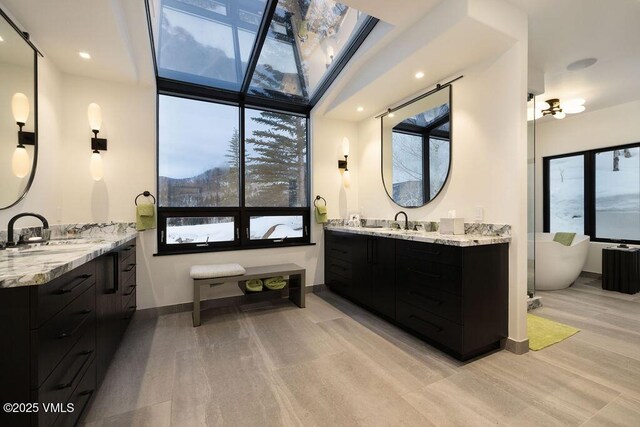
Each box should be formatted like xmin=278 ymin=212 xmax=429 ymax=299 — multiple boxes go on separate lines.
xmin=535 ymin=99 xmax=640 ymax=273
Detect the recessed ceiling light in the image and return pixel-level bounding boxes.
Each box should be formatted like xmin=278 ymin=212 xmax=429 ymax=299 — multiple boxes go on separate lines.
xmin=356 ymin=106 xmax=364 ymax=112
xmin=415 ymin=71 xmax=425 ymax=79
xmin=0 ymin=35 xmax=4 ymax=42
xmin=78 ymin=51 xmax=91 ymax=60
xmin=566 ymin=58 xmax=597 ymax=71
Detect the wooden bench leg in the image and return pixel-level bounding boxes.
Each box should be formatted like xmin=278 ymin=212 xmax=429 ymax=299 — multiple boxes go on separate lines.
xmin=289 ymin=271 xmax=306 ymax=308
xmin=193 ymin=281 xmax=201 ymax=327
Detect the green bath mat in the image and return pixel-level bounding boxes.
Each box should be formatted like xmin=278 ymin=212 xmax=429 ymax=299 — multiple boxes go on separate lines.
xmin=527 ymin=314 xmax=580 ymax=351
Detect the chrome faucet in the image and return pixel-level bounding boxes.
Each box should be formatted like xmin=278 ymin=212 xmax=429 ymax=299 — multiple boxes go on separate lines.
xmin=394 ymin=211 xmax=409 ymax=230
xmin=6 ymin=212 xmax=49 ymax=247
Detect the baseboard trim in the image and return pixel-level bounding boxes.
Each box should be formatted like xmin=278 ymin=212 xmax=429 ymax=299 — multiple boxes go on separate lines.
xmin=504 ymin=338 xmax=529 ymax=355
xmin=580 ymin=271 xmax=602 ymax=279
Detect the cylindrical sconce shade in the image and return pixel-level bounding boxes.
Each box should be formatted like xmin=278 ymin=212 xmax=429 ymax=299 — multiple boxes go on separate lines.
xmin=90 ymin=151 xmax=104 ymax=181
xmin=12 ymin=93 xmax=30 ymax=124
xmin=343 ymin=169 xmax=351 ymax=188
xmin=342 ymin=137 xmax=350 ymax=156
xmin=88 ymin=103 xmax=103 ymax=131
xmin=12 ymin=146 xmax=30 ymax=178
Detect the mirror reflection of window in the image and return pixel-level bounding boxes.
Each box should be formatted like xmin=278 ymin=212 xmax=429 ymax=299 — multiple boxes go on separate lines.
xmin=382 ymin=86 xmax=451 ymax=208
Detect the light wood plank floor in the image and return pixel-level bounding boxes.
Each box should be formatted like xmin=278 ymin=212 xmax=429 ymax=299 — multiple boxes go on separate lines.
xmin=83 ymin=277 xmax=640 ymax=426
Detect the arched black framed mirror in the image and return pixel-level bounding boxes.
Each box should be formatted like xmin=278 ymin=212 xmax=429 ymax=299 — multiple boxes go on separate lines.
xmin=0 ymin=7 xmax=39 ymax=209
xmin=381 ymin=84 xmax=452 ymax=208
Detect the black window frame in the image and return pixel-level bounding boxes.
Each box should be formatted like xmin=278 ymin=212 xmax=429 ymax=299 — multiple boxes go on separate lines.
xmin=156 ymin=87 xmax=311 ymax=255
xmin=543 ymin=142 xmax=640 ymax=245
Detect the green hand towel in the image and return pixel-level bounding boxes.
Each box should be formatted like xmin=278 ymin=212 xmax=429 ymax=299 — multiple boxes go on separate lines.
xmin=246 ymin=279 xmax=263 ymax=292
xmin=315 ymin=205 xmax=328 ymax=224
xmin=265 ymin=281 xmax=286 ymax=290
xmin=265 ymin=276 xmax=284 ymax=285
xmin=553 ymin=232 xmax=576 ymax=246
xmin=136 ymin=203 xmax=156 ymax=231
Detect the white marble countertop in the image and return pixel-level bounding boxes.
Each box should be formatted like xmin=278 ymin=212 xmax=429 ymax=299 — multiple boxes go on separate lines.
xmin=0 ymin=231 xmax=137 ymax=288
xmin=324 ymin=225 xmax=511 ymax=247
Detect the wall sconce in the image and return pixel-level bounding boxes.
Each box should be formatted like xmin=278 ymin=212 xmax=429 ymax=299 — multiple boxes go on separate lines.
xmin=338 ymin=137 xmax=350 ymax=188
xmin=88 ymin=103 xmax=107 ymax=181
xmin=11 ymin=93 xmax=35 ymax=178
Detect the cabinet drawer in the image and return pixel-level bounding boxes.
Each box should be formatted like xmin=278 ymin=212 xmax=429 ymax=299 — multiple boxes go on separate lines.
xmin=397 ymin=261 xmax=462 ymax=295
xmin=32 ymin=261 xmax=96 ymax=328
xmin=121 ymin=262 xmax=136 ymax=286
xmin=37 ymin=326 xmax=95 ymax=427
xmin=53 ymin=359 xmax=96 ymax=427
xmin=396 ymin=300 xmax=463 ymax=353
xmin=397 ymin=240 xmax=462 ymax=267
xmin=397 ymin=283 xmax=462 ymax=324
xmin=325 ymin=232 xmax=355 ymax=257
xmin=32 ymin=285 xmax=96 ymax=388
xmin=121 ymin=272 xmax=137 ymax=305
xmin=119 ymin=242 xmax=136 ymax=264
xmin=326 ymin=256 xmax=352 ymax=280
xmin=122 ymin=291 xmax=137 ymax=320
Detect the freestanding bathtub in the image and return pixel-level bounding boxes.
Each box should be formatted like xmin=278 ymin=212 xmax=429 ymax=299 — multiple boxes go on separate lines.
xmin=528 ymin=233 xmax=590 ymax=291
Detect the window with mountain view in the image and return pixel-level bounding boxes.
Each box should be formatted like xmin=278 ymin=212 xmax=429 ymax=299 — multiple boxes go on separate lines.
xmin=157 ymin=95 xmax=309 ymax=253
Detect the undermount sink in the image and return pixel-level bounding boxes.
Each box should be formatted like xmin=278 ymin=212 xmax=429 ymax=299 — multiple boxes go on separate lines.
xmin=3 ymin=240 xmax=98 ymax=257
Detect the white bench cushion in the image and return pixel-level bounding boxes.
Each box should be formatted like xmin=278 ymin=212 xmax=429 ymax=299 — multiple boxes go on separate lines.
xmin=190 ymin=263 xmax=246 ymax=279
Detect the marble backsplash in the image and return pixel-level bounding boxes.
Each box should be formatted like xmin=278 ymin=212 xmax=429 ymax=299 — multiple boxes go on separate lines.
xmin=0 ymin=222 xmax=136 ymax=244
xmin=325 ymin=218 xmax=511 ymax=237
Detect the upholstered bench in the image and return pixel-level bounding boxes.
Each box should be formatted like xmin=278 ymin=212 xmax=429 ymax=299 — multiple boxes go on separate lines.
xmin=191 ymin=263 xmax=306 ymax=327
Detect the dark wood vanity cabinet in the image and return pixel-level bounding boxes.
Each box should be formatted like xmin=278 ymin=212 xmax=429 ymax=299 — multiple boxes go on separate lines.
xmin=95 ymin=241 xmax=137 ymax=385
xmin=324 ymin=232 xmax=396 ymax=319
xmin=325 ymin=231 xmax=508 ymax=360
xmin=0 ymin=239 xmax=137 ymax=427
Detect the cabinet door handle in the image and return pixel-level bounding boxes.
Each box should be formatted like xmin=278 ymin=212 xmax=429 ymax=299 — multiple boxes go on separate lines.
xmin=407 ymin=268 xmax=441 ymax=280
xmin=56 ymin=350 xmax=93 ymax=390
xmin=123 ymin=263 xmax=136 ymax=272
xmin=123 ymin=244 xmax=135 ymax=251
xmin=412 ymin=249 xmax=441 ymax=256
xmin=123 ymin=284 xmax=137 ymax=296
xmin=57 ymin=310 xmax=92 ymax=339
xmin=409 ymin=315 xmax=443 ymax=332
xmin=56 ymin=274 xmax=92 ymax=295
xmin=408 ymin=290 xmax=443 ymax=306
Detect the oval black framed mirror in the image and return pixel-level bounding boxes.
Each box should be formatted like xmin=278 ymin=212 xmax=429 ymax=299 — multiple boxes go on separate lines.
xmin=0 ymin=8 xmax=39 ymax=209
xmin=381 ymin=85 xmax=451 ymax=208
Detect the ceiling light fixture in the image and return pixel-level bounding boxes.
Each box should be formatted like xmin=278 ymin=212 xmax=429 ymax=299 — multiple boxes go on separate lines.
xmin=540 ymin=98 xmax=586 ymax=120
xmin=78 ymin=51 xmax=91 ymax=60
xmin=356 ymin=106 xmax=364 ymax=112
xmin=0 ymin=35 xmax=4 ymax=42
xmin=415 ymin=71 xmax=424 ymax=79
xmin=566 ymin=58 xmax=597 ymax=71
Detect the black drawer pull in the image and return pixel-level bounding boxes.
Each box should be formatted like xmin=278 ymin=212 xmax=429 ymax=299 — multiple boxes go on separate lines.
xmin=56 ymin=274 xmax=92 ymax=295
xmin=330 ymin=264 xmax=348 ymax=271
xmin=57 ymin=310 xmax=92 ymax=339
xmin=409 ymin=315 xmax=443 ymax=332
xmin=330 ymin=248 xmax=348 ymax=255
xmin=123 ymin=245 xmax=135 ymax=251
xmin=56 ymin=350 xmax=93 ymax=390
xmin=411 ymin=249 xmax=441 ymax=256
xmin=123 ymin=263 xmax=136 ymax=272
xmin=407 ymin=291 xmax=443 ymax=306
xmin=123 ymin=285 xmax=136 ymax=296
xmin=407 ymin=268 xmax=441 ymax=280
xmin=79 ymin=389 xmax=95 ymax=397
xmin=123 ymin=306 xmax=137 ymax=320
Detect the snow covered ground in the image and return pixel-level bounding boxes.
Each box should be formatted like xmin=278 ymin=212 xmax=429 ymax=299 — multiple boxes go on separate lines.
xmin=167 ymin=215 xmax=303 ymax=244
xmin=549 ymin=149 xmax=639 ymax=240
